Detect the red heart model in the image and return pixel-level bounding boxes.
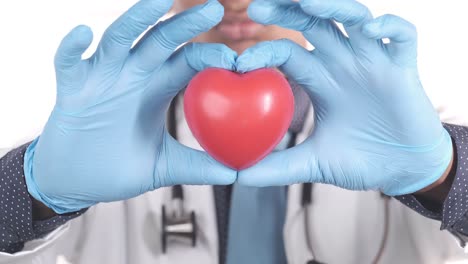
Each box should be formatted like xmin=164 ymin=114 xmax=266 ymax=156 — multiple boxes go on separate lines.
xmin=184 ymin=68 xmax=294 ymax=170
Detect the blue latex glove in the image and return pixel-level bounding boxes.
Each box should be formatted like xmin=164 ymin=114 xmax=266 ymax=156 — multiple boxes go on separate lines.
xmin=24 ymin=0 xmax=238 ymax=214
xmin=237 ymin=0 xmax=453 ymax=195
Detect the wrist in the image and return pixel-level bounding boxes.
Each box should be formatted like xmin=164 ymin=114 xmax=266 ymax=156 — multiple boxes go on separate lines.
xmin=417 ymin=154 xmax=453 ymax=193
xmin=30 ymin=195 xmax=57 ymax=221
xmin=414 ymin=137 xmax=456 ymax=205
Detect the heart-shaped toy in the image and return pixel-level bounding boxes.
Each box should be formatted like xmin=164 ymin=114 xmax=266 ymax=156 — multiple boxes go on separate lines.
xmin=184 ymin=68 xmax=294 ymax=170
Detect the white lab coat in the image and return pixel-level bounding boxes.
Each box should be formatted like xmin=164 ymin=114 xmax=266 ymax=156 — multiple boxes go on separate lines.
xmin=1 ymin=101 xmax=467 ymax=264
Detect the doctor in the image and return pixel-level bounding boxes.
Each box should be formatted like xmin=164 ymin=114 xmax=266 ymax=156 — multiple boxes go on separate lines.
xmin=1 ymin=0 xmax=468 ymax=263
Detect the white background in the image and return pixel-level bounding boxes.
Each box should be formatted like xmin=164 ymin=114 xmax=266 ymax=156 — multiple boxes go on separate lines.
xmin=0 ymin=0 xmax=467 ymax=148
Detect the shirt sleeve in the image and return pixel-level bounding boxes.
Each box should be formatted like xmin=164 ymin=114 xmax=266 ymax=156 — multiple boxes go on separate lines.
xmin=395 ymin=123 xmax=468 ymax=246
xmin=0 ymin=142 xmax=84 ymax=254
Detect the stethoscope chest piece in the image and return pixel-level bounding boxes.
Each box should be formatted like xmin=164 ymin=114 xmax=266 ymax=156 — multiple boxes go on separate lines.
xmin=307 ymin=260 xmax=325 ymax=264
xmin=161 ymin=204 xmax=197 ymax=253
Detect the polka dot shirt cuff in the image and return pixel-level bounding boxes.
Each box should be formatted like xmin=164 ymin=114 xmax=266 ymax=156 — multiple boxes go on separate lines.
xmin=396 ymin=123 xmax=468 ymax=235
xmin=441 ymin=124 xmax=468 ymax=230
xmin=0 ymin=142 xmax=84 ymax=254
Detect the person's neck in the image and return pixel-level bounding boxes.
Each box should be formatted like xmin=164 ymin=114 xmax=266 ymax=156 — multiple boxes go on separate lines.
xmin=192 ymin=32 xmax=308 ymax=55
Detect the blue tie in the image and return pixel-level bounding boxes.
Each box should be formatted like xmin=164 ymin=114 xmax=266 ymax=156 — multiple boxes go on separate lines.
xmin=225 ymin=183 xmax=288 ymax=264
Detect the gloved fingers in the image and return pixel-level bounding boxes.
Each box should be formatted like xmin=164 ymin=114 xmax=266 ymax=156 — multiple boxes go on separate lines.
xmin=94 ymin=0 xmax=172 ymax=64
xmin=55 ymin=25 xmax=93 ymax=70
xmin=362 ymin=14 xmax=418 ymax=67
xmin=156 ymin=133 xmax=237 ymax=187
xmin=152 ymin=42 xmax=237 ymax=100
xmin=139 ymin=43 xmax=235 ymax=125
xmin=248 ymin=0 xmax=349 ymax=56
xmin=54 ymin=25 xmax=93 ymax=94
xmin=182 ymin=43 xmax=238 ymax=72
xmin=236 ymin=39 xmax=331 ymax=97
xmin=237 ymin=143 xmax=317 ymax=186
xmin=130 ymin=0 xmax=224 ymax=72
xmin=299 ymin=0 xmax=371 ymax=27
xmin=299 ymin=0 xmax=378 ymax=53
xmin=264 ymin=0 xmax=297 ymax=6
xmin=236 ymin=39 xmax=310 ymax=73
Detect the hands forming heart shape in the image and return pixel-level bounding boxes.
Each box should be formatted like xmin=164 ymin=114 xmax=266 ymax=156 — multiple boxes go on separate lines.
xmin=25 ymin=0 xmax=453 ymax=213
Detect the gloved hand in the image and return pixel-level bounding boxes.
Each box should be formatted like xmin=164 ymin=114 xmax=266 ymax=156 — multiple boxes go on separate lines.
xmin=24 ymin=0 xmax=237 ymax=214
xmin=237 ymin=0 xmax=453 ymax=195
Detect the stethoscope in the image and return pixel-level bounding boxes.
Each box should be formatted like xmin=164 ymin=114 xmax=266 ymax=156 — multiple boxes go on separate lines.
xmin=161 ymin=95 xmax=390 ymax=264
xmin=161 ymin=184 xmax=197 ymax=254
